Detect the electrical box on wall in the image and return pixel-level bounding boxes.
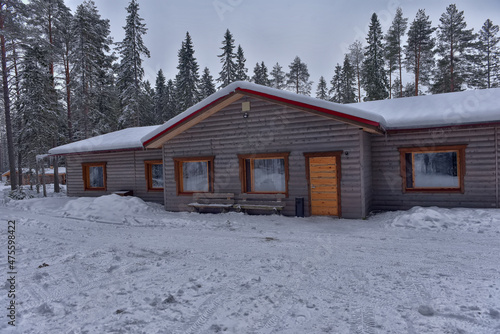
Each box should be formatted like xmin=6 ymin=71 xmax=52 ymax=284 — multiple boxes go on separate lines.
xmin=242 ymin=101 xmax=250 ymax=112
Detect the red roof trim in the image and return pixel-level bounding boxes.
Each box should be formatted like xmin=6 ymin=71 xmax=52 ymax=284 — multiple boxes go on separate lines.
xmin=235 ymin=87 xmax=382 ymax=128
xmin=142 ymin=93 xmax=235 ymax=147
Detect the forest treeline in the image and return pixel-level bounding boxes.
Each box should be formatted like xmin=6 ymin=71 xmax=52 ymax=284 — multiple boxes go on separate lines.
xmin=0 ymin=1 xmax=498 ymax=189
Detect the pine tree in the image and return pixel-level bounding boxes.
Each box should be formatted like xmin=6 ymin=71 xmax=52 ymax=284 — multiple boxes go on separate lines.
xmin=341 ymin=55 xmax=357 ymax=103
xmin=153 ymin=69 xmax=167 ymax=123
xmin=252 ymin=61 xmax=270 ymax=86
xmin=57 ymin=4 xmax=74 ymax=140
xmin=472 ymin=19 xmax=499 ymax=88
xmin=316 ymin=76 xmax=329 ymax=100
xmin=431 ymin=4 xmax=475 ymax=94
xmin=329 ymin=64 xmax=342 ymax=103
xmin=116 ymin=0 xmax=150 ymax=127
xmin=392 ymin=78 xmax=418 ymax=97
xmin=26 ymin=0 xmax=70 ymax=86
xmin=270 ymin=62 xmax=286 ymax=89
xmin=348 ymin=40 xmax=364 ymax=102
xmin=286 ymin=56 xmax=312 ymax=95
xmin=404 ymin=9 xmax=436 ymax=96
xmin=235 ymin=45 xmax=248 ymax=81
xmin=175 ymin=32 xmax=200 ymax=111
xmin=1 ymin=0 xmax=25 ymax=190
xmin=385 ymin=7 xmax=408 ymax=98
xmin=71 ymin=0 xmax=115 ymax=139
xmin=217 ymin=29 xmax=236 ymax=88
xmin=200 ymin=67 xmax=216 ymax=99
xmin=362 ymin=13 xmax=389 ymax=101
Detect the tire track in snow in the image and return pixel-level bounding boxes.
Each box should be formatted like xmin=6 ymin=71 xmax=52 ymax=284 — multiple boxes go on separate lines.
xmin=175 ymin=279 xmax=239 ymax=334
xmin=349 ymin=305 xmax=376 ymax=334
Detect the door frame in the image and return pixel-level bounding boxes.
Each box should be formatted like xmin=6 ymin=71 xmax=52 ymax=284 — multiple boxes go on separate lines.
xmin=304 ymin=151 xmax=343 ymax=217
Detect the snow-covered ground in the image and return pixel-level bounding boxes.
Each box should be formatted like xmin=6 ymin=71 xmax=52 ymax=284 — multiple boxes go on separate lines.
xmin=0 ymin=183 xmax=499 ymax=333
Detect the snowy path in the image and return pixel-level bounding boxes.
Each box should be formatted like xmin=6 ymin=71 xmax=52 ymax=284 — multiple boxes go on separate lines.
xmin=0 ymin=196 xmax=499 ymax=333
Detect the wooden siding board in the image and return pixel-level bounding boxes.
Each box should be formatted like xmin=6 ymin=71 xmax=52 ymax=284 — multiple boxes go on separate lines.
xmin=65 ymin=150 xmax=163 ymax=203
xmin=163 ymin=97 xmax=365 ymax=218
xmin=371 ymin=127 xmax=498 ymax=211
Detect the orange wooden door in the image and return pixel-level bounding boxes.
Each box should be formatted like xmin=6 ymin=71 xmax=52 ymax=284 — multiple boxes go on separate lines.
xmin=309 ymin=156 xmax=339 ymax=216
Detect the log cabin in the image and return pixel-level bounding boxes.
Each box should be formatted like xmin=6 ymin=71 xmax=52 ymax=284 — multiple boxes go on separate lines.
xmin=49 ymin=82 xmax=500 ymax=218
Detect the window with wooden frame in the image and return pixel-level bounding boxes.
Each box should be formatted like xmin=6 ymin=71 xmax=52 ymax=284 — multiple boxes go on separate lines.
xmin=399 ymin=145 xmax=466 ymax=193
xmin=174 ymin=156 xmax=214 ymax=195
xmin=238 ymin=153 xmax=289 ymax=195
xmin=144 ymin=160 xmax=164 ymax=191
xmin=82 ymin=162 xmax=107 ymax=191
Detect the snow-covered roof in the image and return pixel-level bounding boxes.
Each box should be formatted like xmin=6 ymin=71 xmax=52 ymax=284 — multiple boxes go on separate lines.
xmin=48 ymin=84 xmax=500 ymax=155
xmin=2 ymin=167 xmax=67 ymax=176
xmin=49 ymin=126 xmax=160 ymax=155
xmin=358 ymin=88 xmax=500 ymax=130
xmin=141 ymin=81 xmax=387 ymax=147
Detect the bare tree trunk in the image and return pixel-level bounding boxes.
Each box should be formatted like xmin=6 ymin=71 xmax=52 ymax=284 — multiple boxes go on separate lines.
xmin=17 ymin=151 xmax=21 ymax=187
xmin=35 ymin=162 xmax=40 ymax=194
xmin=0 ymin=3 xmax=17 ymax=190
xmin=41 ymin=163 xmax=46 ymax=197
xmin=64 ymin=46 xmax=72 ymax=140
xmin=53 ymin=156 xmax=60 ymax=193
xmin=450 ymin=38 xmax=455 ymax=92
xmin=398 ymin=48 xmax=403 ymax=98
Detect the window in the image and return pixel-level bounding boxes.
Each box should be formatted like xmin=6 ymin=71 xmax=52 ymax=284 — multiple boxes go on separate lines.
xmin=82 ymin=162 xmax=106 ymax=191
xmin=399 ymin=145 xmax=466 ymax=193
xmin=238 ymin=153 xmax=289 ymax=194
xmin=174 ymin=156 xmax=214 ymax=195
xmin=145 ymin=160 xmax=164 ymax=191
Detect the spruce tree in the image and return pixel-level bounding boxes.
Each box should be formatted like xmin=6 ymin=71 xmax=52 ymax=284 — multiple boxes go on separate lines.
xmin=270 ymin=62 xmax=286 ymax=89
xmin=472 ymin=19 xmax=499 ymax=88
xmin=217 ymin=29 xmax=236 ymax=88
xmin=316 ymin=76 xmax=329 ymax=100
xmin=385 ymin=7 xmax=408 ymax=98
xmin=431 ymin=4 xmax=475 ymax=93
xmin=348 ymin=40 xmax=364 ymax=102
xmin=153 ymin=69 xmax=167 ymax=123
xmin=235 ymin=45 xmax=248 ymax=81
xmin=200 ymin=67 xmax=216 ymax=99
xmin=286 ymin=56 xmax=312 ymax=95
xmin=71 ymin=0 xmax=115 ymax=139
xmin=404 ymin=9 xmax=436 ymax=96
xmin=329 ymin=64 xmax=342 ymax=103
xmin=341 ymin=55 xmax=357 ymax=103
xmin=116 ymin=0 xmax=150 ymax=127
xmin=362 ymin=13 xmax=389 ymax=101
xmin=165 ymin=79 xmax=177 ymax=120
xmin=252 ymin=61 xmax=270 ymax=86
xmin=140 ymin=80 xmax=155 ymax=126
xmin=17 ymin=45 xmax=59 ymax=168
xmin=175 ymin=32 xmax=200 ymax=112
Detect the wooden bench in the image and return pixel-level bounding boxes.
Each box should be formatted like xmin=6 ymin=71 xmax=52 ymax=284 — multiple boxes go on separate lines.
xmin=188 ymin=193 xmax=235 ymax=213
xmin=113 ymin=190 xmax=133 ymax=196
xmin=234 ymin=194 xmax=286 ymax=215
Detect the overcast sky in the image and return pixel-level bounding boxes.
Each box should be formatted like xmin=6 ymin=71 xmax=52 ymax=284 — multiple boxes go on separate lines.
xmin=64 ymin=0 xmax=500 ymax=89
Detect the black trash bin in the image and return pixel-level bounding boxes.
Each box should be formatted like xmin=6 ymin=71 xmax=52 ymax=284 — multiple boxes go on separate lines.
xmin=295 ymin=197 xmax=304 ymax=217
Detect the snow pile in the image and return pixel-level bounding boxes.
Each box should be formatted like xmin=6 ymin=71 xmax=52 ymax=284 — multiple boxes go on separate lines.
xmin=1 ymin=194 xmax=500 ymax=333
xmin=61 ymin=194 xmax=163 ymax=223
xmin=389 ymin=206 xmax=500 ymax=233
